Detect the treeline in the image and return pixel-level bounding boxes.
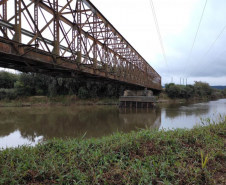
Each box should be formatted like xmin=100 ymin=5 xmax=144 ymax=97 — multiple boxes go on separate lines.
xmin=0 ymin=71 xmax=127 ymax=100
xmin=165 ymin=81 xmax=226 ymax=99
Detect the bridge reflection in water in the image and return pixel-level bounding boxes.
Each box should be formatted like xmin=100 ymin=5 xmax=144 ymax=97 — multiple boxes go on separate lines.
xmin=119 ymin=108 xmax=161 ymax=131
xmin=0 ymin=106 xmax=161 ymax=146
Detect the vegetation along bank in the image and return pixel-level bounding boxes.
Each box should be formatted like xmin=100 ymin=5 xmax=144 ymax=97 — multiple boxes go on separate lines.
xmin=0 ymin=116 xmax=226 ymax=184
xmin=158 ymin=82 xmax=226 ymax=103
xmin=0 ymin=71 xmax=226 ymax=106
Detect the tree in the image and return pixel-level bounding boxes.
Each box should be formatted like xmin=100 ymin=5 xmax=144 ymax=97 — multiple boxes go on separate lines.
xmin=0 ymin=71 xmax=18 ymax=89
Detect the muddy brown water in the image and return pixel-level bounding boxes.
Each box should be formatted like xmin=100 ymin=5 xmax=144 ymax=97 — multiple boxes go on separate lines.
xmin=0 ymin=99 xmax=226 ymax=148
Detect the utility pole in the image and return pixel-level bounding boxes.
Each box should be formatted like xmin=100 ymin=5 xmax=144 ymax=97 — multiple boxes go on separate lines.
xmin=186 ymin=79 xmax=187 ymax=86
xmin=183 ymin=79 xmax=184 ymax=85
xmin=180 ymin=78 xmax=181 ymax=85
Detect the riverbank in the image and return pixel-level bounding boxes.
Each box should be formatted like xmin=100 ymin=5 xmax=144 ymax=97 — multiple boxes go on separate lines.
xmin=1 ymin=117 xmax=226 ymax=184
xmin=0 ymin=96 xmax=119 ymax=107
xmin=157 ymin=92 xmax=226 ymax=104
xmin=1 ymin=94 xmax=224 ymax=107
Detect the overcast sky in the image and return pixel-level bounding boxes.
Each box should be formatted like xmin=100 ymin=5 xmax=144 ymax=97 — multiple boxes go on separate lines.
xmin=90 ymin=0 xmax=226 ymax=86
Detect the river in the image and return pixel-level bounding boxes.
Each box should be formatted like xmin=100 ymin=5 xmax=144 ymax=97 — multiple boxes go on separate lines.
xmin=0 ymin=99 xmax=226 ymax=148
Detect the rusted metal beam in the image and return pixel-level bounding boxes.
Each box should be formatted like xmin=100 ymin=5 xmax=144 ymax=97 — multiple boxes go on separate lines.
xmin=2 ymin=0 xmax=7 ymax=36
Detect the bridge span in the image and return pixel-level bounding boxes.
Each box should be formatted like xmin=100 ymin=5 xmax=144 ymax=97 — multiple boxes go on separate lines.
xmin=0 ymin=0 xmax=161 ymax=91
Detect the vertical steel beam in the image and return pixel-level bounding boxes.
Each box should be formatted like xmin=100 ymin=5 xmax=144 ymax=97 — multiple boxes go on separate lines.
xmin=14 ymin=0 xmax=21 ymax=43
xmin=105 ymin=26 xmax=108 ymax=71
xmin=77 ymin=0 xmax=81 ymax=52
xmin=113 ymin=35 xmax=117 ymax=73
xmin=84 ymin=32 xmax=88 ymax=64
xmin=76 ymin=0 xmax=81 ymax=63
xmin=2 ymin=0 xmax=7 ymax=36
xmin=93 ymin=12 xmax=97 ymax=68
xmin=71 ymin=3 xmax=76 ymax=60
xmin=34 ymin=0 xmax=38 ymax=48
xmin=72 ymin=25 xmax=75 ymax=57
xmin=113 ymin=54 xmax=116 ymax=73
xmin=53 ymin=0 xmax=59 ymax=56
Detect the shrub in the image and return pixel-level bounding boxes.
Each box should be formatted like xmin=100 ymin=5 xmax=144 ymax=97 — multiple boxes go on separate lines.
xmin=0 ymin=88 xmax=18 ymax=100
xmin=78 ymin=87 xmax=89 ymax=99
xmin=194 ymin=81 xmax=213 ymax=97
xmin=0 ymin=71 xmax=18 ymax=89
xmin=211 ymin=91 xmax=224 ymax=99
xmin=165 ymin=83 xmax=180 ymax=98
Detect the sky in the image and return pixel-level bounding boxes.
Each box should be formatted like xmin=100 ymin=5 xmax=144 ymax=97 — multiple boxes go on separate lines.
xmin=89 ymin=0 xmax=226 ymax=86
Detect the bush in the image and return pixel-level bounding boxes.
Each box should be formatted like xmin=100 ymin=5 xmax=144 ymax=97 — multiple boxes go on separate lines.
xmin=165 ymin=83 xmax=180 ymax=98
xmin=0 ymin=88 xmax=18 ymax=100
xmin=194 ymin=81 xmax=213 ymax=97
xmin=211 ymin=90 xmax=224 ymax=99
xmin=78 ymin=87 xmax=89 ymax=99
xmin=165 ymin=82 xmax=215 ymax=99
xmin=0 ymin=71 xmax=18 ymax=89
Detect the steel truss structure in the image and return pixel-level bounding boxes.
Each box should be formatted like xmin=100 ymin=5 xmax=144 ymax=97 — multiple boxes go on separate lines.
xmin=0 ymin=0 xmax=161 ymax=90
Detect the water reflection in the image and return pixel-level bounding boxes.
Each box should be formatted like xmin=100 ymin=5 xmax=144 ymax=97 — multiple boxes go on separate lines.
xmin=0 ymin=99 xmax=226 ymax=148
xmin=119 ymin=108 xmax=161 ymax=130
xmin=160 ymin=101 xmax=210 ymax=119
xmin=0 ymin=106 xmax=161 ymax=148
xmin=160 ymin=99 xmax=226 ymax=129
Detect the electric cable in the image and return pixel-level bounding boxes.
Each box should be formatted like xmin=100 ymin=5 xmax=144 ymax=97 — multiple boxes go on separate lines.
xmin=188 ymin=23 xmax=226 ymax=77
xmin=148 ymin=0 xmax=171 ymax=76
xmin=198 ymin=49 xmax=226 ymax=77
xmin=184 ymin=0 xmax=207 ymax=75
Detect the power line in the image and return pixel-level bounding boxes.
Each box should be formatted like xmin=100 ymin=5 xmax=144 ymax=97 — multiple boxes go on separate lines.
xmin=188 ymin=23 xmax=226 ymax=78
xmin=148 ymin=0 xmax=171 ymax=76
xmin=184 ymin=0 xmax=207 ymax=75
xmin=198 ymin=49 xmax=226 ymax=77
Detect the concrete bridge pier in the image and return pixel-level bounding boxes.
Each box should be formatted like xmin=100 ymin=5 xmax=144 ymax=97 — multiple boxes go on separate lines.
xmin=119 ymin=89 xmax=156 ymax=108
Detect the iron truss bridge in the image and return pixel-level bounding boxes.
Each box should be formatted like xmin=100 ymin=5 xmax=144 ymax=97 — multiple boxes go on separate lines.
xmin=0 ymin=0 xmax=161 ymax=90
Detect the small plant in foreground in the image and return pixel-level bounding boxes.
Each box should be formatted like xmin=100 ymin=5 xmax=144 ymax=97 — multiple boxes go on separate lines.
xmin=201 ymin=150 xmax=210 ymax=169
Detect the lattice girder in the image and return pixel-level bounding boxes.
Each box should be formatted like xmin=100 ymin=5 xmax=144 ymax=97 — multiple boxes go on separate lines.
xmin=0 ymin=0 xmax=161 ymax=90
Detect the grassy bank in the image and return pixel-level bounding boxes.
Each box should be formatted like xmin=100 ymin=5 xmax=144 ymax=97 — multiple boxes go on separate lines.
xmin=0 ymin=96 xmax=119 ymax=107
xmin=1 ymin=117 xmax=226 ymax=184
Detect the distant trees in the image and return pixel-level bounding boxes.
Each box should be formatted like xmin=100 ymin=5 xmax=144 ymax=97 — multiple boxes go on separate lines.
xmin=164 ymin=81 xmax=224 ymax=99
